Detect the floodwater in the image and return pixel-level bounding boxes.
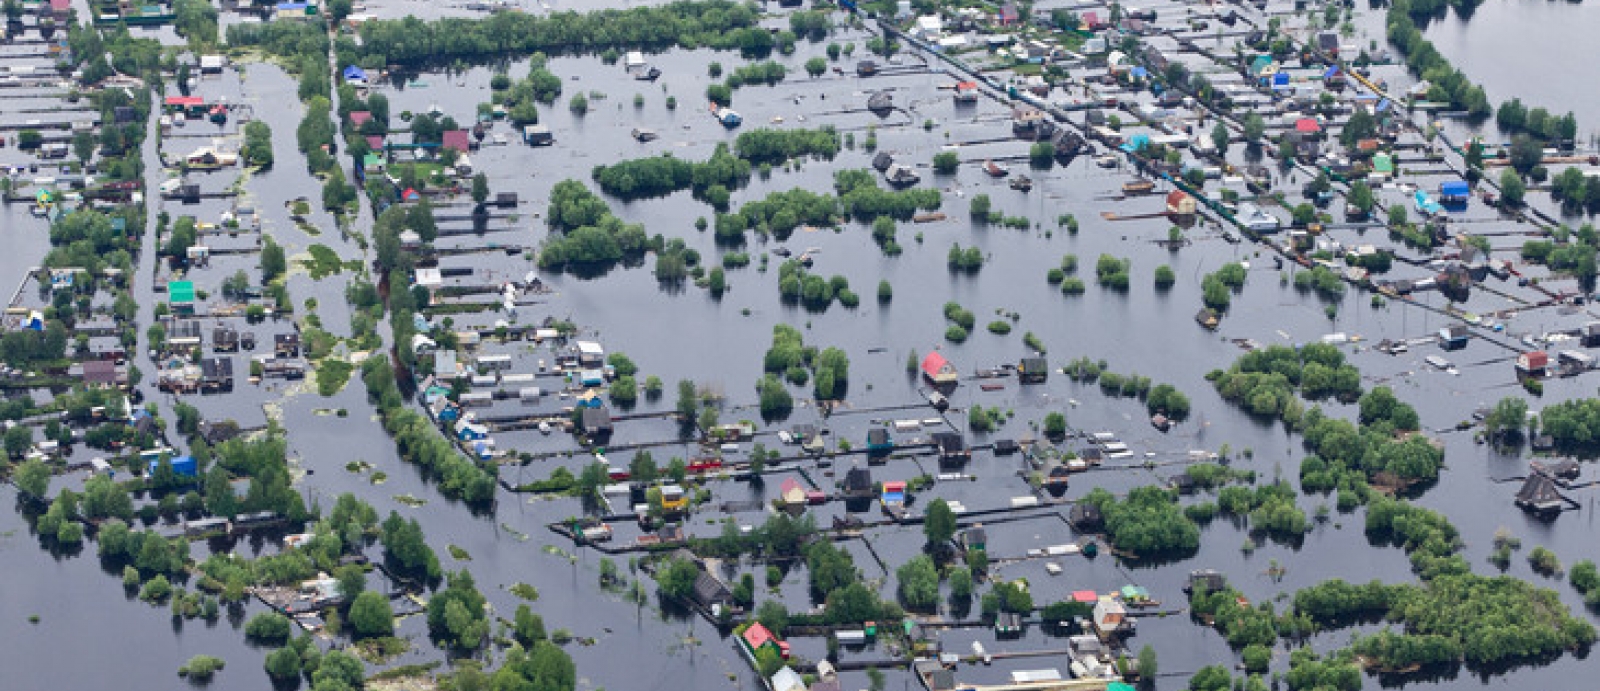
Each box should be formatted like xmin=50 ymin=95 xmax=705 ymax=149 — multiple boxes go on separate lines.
xmin=1422 ymin=0 xmax=1600 ymax=135
xmin=2 ymin=2 xmax=1600 ymax=691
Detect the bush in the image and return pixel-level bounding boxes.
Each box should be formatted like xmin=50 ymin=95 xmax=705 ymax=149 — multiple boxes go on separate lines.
xmin=244 ymin=612 xmax=293 ymax=642
xmin=178 ymin=655 xmax=225 ymax=681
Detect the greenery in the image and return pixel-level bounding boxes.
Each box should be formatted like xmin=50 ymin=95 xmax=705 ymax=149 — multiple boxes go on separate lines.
xmin=349 ymin=589 xmax=395 ymax=637
xmin=177 ymin=655 xmax=225 ymax=681
xmin=1081 ymin=486 xmax=1199 ymax=557
xmin=245 ymin=612 xmax=293 ymax=643
xmin=1095 ymin=254 xmax=1131 ymax=290
xmin=896 ymin=555 xmax=939 ymax=611
xmin=426 ymin=571 xmax=490 ymax=651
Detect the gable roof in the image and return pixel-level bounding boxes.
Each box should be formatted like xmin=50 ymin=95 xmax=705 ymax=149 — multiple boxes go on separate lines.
xmin=743 ymin=622 xmax=779 ymax=651
xmin=441 ymin=130 xmax=472 ymax=153
xmin=1516 ymin=473 xmax=1561 ymax=505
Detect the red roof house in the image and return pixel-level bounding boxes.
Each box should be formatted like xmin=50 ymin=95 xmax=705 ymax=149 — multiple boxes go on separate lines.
xmin=349 ymin=111 xmax=372 ymax=127
xmin=1166 ymin=190 xmax=1197 ymax=216
xmin=780 ymin=478 xmax=806 ymax=505
xmin=440 ymin=129 xmax=472 ymax=154
xmin=921 ymin=351 xmax=958 ymax=384
xmin=998 ymin=2 xmax=1019 ymax=24
xmin=741 ymin=622 xmax=790 ymax=658
xmin=1517 ymin=350 xmax=1549 ymax=374
xmin=1294 ymin=118 xmax=1322 ymax=134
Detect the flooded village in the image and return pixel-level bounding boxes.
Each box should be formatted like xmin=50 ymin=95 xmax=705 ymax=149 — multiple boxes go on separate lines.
xmin=2 ymin=0 xmax=1600 ymax=690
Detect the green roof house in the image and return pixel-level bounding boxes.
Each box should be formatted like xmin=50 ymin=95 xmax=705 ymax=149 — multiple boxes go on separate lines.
xmin=169 ymin=280 xmax=196 ymax=314
xmin=1373 ymin=153 xmax=1394 ymax=175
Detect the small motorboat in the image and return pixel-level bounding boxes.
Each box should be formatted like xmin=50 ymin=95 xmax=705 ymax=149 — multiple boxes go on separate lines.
xmin=983 ymin=159 xmax=1009 ymax=177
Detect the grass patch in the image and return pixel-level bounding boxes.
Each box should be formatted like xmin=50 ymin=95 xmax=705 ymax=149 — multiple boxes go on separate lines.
xmin=315 ymin=359 xmax=354 ymax=397
xmin=448 ymin=544 xmax=472 ymax=561
xmin=351 ymin=636 xmax=410 ymax=665
xmin=509 ymin=582 xmax=540 ymax=601
xmin=302 ymin=244 xmax=345 ymax=279
xmin=394 ymin=494 xmax=427 ymax=507
xmin=367 ymin=662 xmax=442 ymax=684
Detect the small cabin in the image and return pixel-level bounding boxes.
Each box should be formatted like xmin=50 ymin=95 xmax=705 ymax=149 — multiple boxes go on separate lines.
xmin=1438 ymin=324 xmax=1468 ymax=350
xmin=1516 ymin=350 xmax=1549 ymax=377
xmin=523 ymin=125 xmax=553 ymax=146
xmin=1018 ymin=357 xmax=1048 ymax=383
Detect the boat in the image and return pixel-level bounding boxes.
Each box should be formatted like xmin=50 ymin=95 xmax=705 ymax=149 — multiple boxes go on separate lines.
xmin=631 ymin=128 xmax=658 ymax=142
xmin=983 ymin=160 xmax=1009 ymax=177
xmin=713 ymin=106 xmax=742 ymax=128
xmin=1009 ymin=175 xmax=1033 ymax=192
xmin=772 ymin=247 xmax=792 ymax=257
xmin=538 ymin=421 xmax=552 ymax=435
xmin=1123 ymin=179 xmax=1155 ymax=195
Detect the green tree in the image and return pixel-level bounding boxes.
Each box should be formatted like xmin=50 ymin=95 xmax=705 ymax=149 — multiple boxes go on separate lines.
xmin=471 ymin=172 xmax=490 ymax=204
xmin=1210 ymin=122 xmax=1230 ymax=155
xmin=260 ymin=238 xmax=287 ymax=282
xmin=805 ymin=57 xmax=827 ymax=77
xmin=245 ymin=612 xmax=293 ymax=642
xmin=1500 ymin=169 xmax=1526 ymax=206
xmin=933 ymin=151 xmax=959 ymax=174
xmin=348 ymin=590 xmax=394 ymax=638
xmin=73 ymin=131 xmax=97 ymax=165
xmin=1348 ymin=180 xmax=1375 ymax=214
xmin=14 ymin=457 xmax=49 ymax=498
xmin=1243 ymin=113 xmax=1265 ymax=142
xmin=896 ymin=555 xmax=939 ymax=611
xmin=923 ymin=498 xmax=956 ymax=547
xmin=513 ymin=604 xmax=547 ymax=646
xmin=335 ymin=564 xmax=367 ymax=602
xmin=655 ymin=557 xmax=699 ymax=601
xmin=5 ymin=425 xmax=32 ymax=457
xmin=264 ymin=647 xmax=301 ymax=682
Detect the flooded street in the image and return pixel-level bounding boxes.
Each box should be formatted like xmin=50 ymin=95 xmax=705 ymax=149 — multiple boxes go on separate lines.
xmin=3 ymin=1 xmax=1600 ymax=690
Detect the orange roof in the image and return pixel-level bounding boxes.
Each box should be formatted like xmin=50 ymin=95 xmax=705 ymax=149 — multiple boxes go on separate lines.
xmin=956 ymin=81 xmax=977 ymax=90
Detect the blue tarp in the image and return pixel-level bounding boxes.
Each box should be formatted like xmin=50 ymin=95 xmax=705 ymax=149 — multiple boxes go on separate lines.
xmin=1323 ymin=66 xmax=1340 ymax=80
xmin=1273 ymin=72 xmax=1290 ymax=87
xmin=150 ymin=455 xmax=198 ymax=477
xmin=1440 ymin=181 xmax=1470 ymax=198
xmin=342 ymin=65 xmax=367 ymax=82
xmin=1130 ymin=66 xmax=1148 ymax=79
xmin=882 ymin=492 xmax=905 ymax=503
xmin=1376 ymin=98 xmax=1392 ymax=112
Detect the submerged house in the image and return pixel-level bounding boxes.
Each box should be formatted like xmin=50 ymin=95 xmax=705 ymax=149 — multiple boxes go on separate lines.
xmin=1018 ymin=357 xmax=1048 ymax=383
xmin=1516 ymin=350 xmax=1549 ymax=377
xmin=1515 ymin=473 xmax=1564 ymax=514
xmin=921 ymin=351 xmax=959 ymax=385
xmin=841 ymin=466 xmax=874 ymax=499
